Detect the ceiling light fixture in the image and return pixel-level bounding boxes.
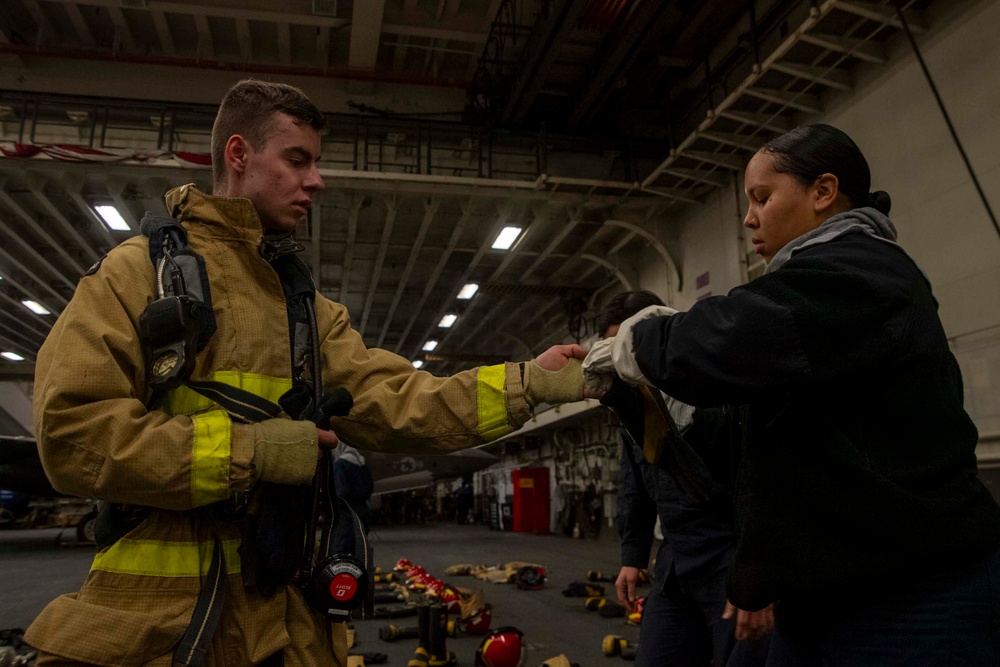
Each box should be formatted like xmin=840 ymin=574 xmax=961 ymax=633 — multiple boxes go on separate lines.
xmin=94 ymin=204 xmax=131 ymax=231
xmin=412 ymin=360 xmax=424 ymax=369
xmin=457 ymin=283 xmax=479 ymax=299
xmin=422 ymin=340 xmax=438 ymax=352
xmin=22 ymin=300 xmax=50 ymax=315
xmin=438 ymin=314 xmax=458 ymax=328
xmin=1 ymin=352 xmax=24 ymax=361
xmin=491 ymin=226 xmax=522 ymax=250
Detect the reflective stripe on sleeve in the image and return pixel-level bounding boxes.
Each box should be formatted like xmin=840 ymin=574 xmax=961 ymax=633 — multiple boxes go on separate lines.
xmin=190 ymin=409 xmax=232 ymax=507
xmin=476 ymin=364 xmax=514 ymax=441
xmin=91 ymin=537 xmax=242 ymax=577
xmin=156 ymin=371 xmax=293 ymax=507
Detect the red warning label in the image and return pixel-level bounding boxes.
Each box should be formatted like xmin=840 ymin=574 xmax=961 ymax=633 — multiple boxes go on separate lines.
xmin=329 ymin=573 xmax=358 ymax=601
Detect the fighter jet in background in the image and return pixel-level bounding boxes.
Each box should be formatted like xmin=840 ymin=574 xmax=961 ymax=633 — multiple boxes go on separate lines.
xmin=362 ymin=447 xmax=498 ymax=495
xmin=0 ymin=434 xmax=498 ymax=499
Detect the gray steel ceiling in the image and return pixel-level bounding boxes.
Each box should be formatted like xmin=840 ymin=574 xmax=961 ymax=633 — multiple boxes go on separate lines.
xmin=0 ymin=0 xmax=945 ymax=381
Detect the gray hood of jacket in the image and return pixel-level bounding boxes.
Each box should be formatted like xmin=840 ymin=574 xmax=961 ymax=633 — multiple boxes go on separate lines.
xmin=765 ymin=206 xmax=899 ymax=274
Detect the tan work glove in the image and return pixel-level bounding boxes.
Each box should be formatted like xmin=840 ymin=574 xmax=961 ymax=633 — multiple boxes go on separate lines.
xmin=251 ymin=419 xmax=318 ymax=485
xmin=523 ymin=358 xmax=585 ymax=407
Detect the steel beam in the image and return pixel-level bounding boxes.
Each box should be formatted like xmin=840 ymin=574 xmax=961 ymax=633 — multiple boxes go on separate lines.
xmin=717 ymin=109 xmax=794 ymax=134
xmin=501 ymin=0 xmax=589 ymax=124
xmin=0 ymin=186 xmax=87 ymax=282
xmin=699 ymin=131 xmax=766 ymax=154
xmin=151 ymin=10 xmax=176 ymax=56
xmin=681 ymin=150 xmax=746 ymax=172
xmin=349 ymin=0 xmax=387 ymax=69
xmin=771 ymin=61 xmax=852 ymax=92
xmin=377 ymin=197 xmax=439 ymax=348
xmin=743 ymin=86 xmax=823 ymax=114
xmin=799 ymin=32 xmax=886 ymax=65
xmin=835 ymin=1 xmax=927 ymax=34
xmin=65 ymin=3 xmax=97 ymax=49
xmin=569 ymin=0 xmax=673 ymax=127
xmin=108 ymin=5 xmax=136 ymax=53
xmin=393 ymin=197 xmax=477 ymax=355
xmin=358 ymin=197 xmax=396 ymax=337
xmin=338 ymin=194 xmax=363 ymax=304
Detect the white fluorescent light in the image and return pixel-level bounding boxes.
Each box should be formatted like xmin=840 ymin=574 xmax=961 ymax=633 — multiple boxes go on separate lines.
xmin=1 ymin=352 xmax=24 ymax=361
xmin=22 ymin=300 xmax=50 ymax=315
xmin=412 ymin=360 xmax=424 ymax=369
xmin=94 ymin=204 xmax=131 ymax=231
xmin=491 ymin=226 xmax=522 ymax=250
xmin=438 ymin=314 xmax=458 ymax=328
xmin=457 ymin=283 xmax=479 ymax=299
xmin=422 ymin=340 xmax=438 ymax=352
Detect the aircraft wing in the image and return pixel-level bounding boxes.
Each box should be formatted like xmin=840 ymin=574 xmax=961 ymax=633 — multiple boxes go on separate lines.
xmin=2 ymin=435 xmax=502 ymax=499
xmin=362 ymin=448 xmax=498 ymax=496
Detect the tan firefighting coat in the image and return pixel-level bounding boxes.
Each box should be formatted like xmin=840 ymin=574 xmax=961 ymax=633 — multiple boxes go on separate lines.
xmin=27 ymin=185 xmax=532 ymax=666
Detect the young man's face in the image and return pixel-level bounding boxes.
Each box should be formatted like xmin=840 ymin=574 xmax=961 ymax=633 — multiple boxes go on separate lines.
xmin=239 ymin=112 xmax=324 ymax=232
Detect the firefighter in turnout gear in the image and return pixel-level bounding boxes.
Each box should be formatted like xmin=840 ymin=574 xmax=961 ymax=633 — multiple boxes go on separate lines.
xmin=27 ymin=79 xmax=587 ymax=667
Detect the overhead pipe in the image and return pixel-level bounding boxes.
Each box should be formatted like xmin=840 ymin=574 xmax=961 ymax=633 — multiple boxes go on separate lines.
xmin=0 ymin=43 xmax=471 ymax=90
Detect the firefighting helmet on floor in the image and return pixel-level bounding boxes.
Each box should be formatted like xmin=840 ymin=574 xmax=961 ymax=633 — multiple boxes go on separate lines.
xmin=474 ymin=626 xmax=524 ymax=667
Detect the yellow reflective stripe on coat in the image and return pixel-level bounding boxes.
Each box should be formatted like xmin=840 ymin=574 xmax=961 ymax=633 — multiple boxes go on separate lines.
xmin=158 ymin=370 xmax=293 ymax=417
xmin=157 ymin=371 xmax=292 ymax=506
xmin=190 ymin=409 xmax=232 ymax=506
xmin=92 ymin=537 xmax=242 ymax=576
xmin=476 ymin=364 xmax=514 ymax=440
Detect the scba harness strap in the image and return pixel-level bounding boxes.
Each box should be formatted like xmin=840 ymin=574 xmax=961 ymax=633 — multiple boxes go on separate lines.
xmin=138 ymin=215 xmax=217 ymax=391
xmin=126 ymin=215 xmax=372 ymax=665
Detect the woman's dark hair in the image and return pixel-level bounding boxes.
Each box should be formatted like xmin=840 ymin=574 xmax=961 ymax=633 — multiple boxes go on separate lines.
xmin=760 ymin=124 xmax=891 ymax=215
xmin=596 ymin=290 xmax=665 ymax=337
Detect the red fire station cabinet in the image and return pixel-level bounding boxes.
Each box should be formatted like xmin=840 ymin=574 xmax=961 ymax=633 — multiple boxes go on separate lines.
xmin=512 ymin=466 xmax=550 ymax=534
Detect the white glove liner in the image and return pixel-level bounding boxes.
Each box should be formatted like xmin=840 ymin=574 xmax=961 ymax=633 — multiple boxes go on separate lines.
xmin=610 ymin=305 xmax=679 ymax=387
xmin=581 ymin=337 xmax=616 ymax=394
xmin=583 ymin=304 xmax=679 ymax=392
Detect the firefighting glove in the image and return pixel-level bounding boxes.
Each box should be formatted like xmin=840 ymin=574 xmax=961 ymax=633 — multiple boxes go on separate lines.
xmin=522 ymin=358 xmax=584 ymax=407
xmin=251 ymin=418 xmax=319 ymax=486
xmin=243 ymin=482 xmax=311 ymax=597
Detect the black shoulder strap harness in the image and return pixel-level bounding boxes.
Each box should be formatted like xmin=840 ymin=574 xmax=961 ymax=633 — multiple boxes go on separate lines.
xmin=100 ymin=214 xmax=372 ymax=667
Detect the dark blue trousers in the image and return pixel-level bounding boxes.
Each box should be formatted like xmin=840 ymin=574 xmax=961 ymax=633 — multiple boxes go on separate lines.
xmin=766 ymin=547 xmax=1000 ymax=667
xmin=635 ymin=567 xmax=770 ymax=667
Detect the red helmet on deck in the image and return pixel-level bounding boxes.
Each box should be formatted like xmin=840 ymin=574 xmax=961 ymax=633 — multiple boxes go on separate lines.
xmin=474 ymin=627 xmax=524 ymax=667
xmin=439 ymin=586 xmax=461 ymax=614
xmin=394 ymin=558 xmax=412 ymax=572
xmin=425 ymin=578 xmax=447 ymax=597
xmin=462 ymin=604 xmax=493 ymax=635
xmin=408 ymin=573 xmax=434 ymax=590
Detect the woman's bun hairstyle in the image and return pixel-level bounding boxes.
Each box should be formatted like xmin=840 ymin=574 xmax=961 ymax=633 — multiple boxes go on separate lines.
xmin=761 ymin=124 xmax=891 ymax=215
xmin=867 ymin=190 xmax=892 ymax=215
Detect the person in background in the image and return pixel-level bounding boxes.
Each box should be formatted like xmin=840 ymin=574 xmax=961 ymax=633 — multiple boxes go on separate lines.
xmin=585 ymin=124 xmax=1000 ymax=666
xmin=600 ymin=290 xmax=771 ymax=667
xmin=456 ymin=477 xmax=475 ymax=525
xmin=331 ymin=442 xmax=374 ymax=532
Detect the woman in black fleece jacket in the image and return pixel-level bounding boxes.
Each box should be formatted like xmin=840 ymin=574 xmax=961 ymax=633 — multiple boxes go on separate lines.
xmin=583 ymin=124 xmax=1000 ymax=666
